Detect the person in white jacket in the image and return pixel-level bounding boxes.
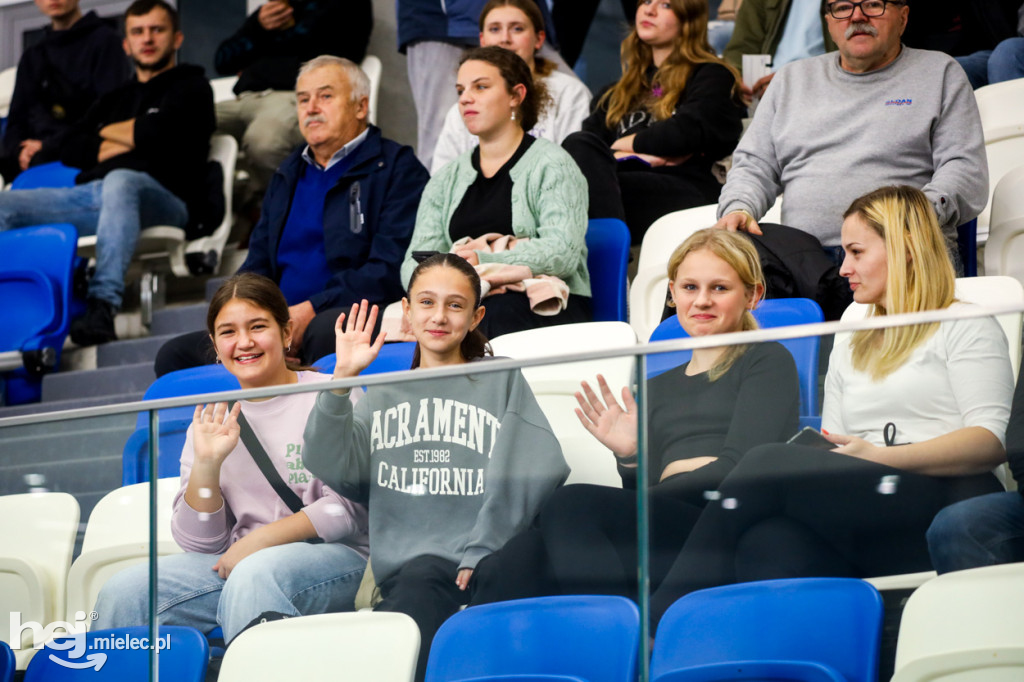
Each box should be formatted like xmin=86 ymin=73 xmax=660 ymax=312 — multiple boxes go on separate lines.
xmin=431 ymin=0 xmax=591 ymax=174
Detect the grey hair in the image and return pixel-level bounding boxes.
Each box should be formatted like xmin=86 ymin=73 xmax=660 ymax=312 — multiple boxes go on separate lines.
xmin=296 ymin=55 xmax=370 ymax=106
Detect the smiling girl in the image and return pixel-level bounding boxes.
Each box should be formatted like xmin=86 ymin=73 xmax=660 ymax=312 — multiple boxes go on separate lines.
xmin=93 ymin=273 xmax=368 ymax=643
xmin=430 ymin=0 xmax=591 ymax=173
xmin=540 ymin=228 xmax=799 ymax=601
xmin=563 ymin=0 xmax=744 ymax=243
xmin=304 ymin=253 xmax=568 ymax=680
xmin=647 ymin=185 xmax=1013 ymax=629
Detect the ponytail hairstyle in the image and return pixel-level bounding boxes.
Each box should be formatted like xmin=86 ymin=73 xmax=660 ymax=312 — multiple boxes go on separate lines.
xmin=478 ymin=0 xmax=556 ymax=77
xmin=600 ymin=0 xmax=740 ymax=129
xmin=407 ymin=254 xmax=493 ymax=368
xmin=665 ymin=228 xmax=763 ymax=381
xmin=206 ymin=272 xmax=314 ymax=372
xmin=459 ymin=45 xmax=550 ymax=133
xmin=843 ymin=185 xmax=956 ymax=380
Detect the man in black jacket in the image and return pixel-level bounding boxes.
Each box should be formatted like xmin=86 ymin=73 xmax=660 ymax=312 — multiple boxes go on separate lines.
xmin=214 ymin=0 xmax=372 ymax=192
xmin=0 ymin=0 xmax=130 ymax=183
xmin=0 ymin=0 xmax=214 ymax=345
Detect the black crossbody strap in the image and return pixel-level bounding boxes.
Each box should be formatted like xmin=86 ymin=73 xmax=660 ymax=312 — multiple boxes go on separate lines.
xmin=236 ymin=410 xmax=305 ymax=514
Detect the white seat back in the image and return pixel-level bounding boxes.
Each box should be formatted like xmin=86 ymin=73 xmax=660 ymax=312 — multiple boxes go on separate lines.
xmin=210 ymin=75 xmax=239 ymax=104
xmin=361 ymin=55 xmax=382 ymax=126
xmin=891 ymin=562 xmax=1024 ymax=682
xmin=490 ymin=322 xmax=638 ymax=487
xmin=984 ymin=165 xmax=1024 ymax=283
xmin=974 ymin=80 xmax=1024 ymax=237
xmin=0 ymin=66 xmax=16 ymax=119
xmin=65 ymin=478 xmax=182 ymax=623
xmin=0 ymin=492 xmax=79 ymax=668
xmin=219 ymin=611 xmax=420 ymax=681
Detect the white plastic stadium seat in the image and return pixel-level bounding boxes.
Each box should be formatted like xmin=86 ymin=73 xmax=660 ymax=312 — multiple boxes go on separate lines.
xmin=984 ymin=165 xmax=1024 ymax=282
xmin=65 ymin=478 xmax=183 ymax=623
xmin=360 ymin=55 xmax=382 ymax=126
xmin=490 ymin=322 xmax=638 ymax=487
xmin=219 ymin=611 xmax=420 ymax=682
xmin=210 ymin=75 xmax=239 ymax=104
xmin=0 ymin=66 xmax=16 ymax=119
xmin=0 ymin=492 xmax=80 ymax=669
xmin=974 ymin=80 xmax=1024 ymax=241
xmin=891 ymin=562 xmax=1024 ymax=682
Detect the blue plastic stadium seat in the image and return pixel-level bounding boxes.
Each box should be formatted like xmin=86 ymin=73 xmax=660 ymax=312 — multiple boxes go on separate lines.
xmin=0 ymin=223 xmax=77 ymax=404
xmin=647 ymin=297 xmax=824 ymax=421
xmin=314 ymin=340 xmax=417 ymax=376
xmin=23 ymin=625 xmax=208 ymax=681
xmin=9 ymin=162 xmax=80 ymax=191
xmin=425 ymin=595 xmax=639 ymax=682
xmin=652 ymin=578 xmax=883 ymax=682
xmin=586 ymin=218 xmax=630 ymax=322
xmin=0 ymin=640 xmax=13 ymax=682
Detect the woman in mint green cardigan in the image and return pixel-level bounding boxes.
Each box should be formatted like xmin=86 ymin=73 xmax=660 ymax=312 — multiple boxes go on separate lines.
xmin=401 ymin=46 xmax=591 ymax=339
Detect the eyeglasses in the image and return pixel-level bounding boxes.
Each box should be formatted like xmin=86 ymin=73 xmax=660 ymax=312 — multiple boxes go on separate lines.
xmin=826 ymin=0 xmax=904 ymax=20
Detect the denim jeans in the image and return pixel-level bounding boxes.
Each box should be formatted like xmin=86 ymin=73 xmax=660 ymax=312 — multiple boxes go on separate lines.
xmin=91 ymin=542 xmax=366 ymax=642
xmin=955 ymin=38 xmax=1024 ymax=89
xmin=927 ymin=491 xmax=1024 ymax=574
xmin=0 ymin=169 xmax=187 ymax=309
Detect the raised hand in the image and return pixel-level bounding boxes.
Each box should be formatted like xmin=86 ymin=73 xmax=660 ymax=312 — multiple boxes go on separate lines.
xmin=574 ymin=374 xmax=639 ymax=460
xmin=192 ymin=402 xmax=241 ymax=467
xmin=332 ymin=300 xmax=387 ymax=379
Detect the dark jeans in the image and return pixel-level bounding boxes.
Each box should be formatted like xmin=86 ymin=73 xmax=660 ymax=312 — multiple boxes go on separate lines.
xmin=927 ymin=491 xmax=1024 ymax=573
xmin=648 ymin=443 xmax=1003 ymax=629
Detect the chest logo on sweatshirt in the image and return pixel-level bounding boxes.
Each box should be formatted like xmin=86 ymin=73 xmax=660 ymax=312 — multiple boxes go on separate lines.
xmin=370 ymin=398 xmax=501 ymax=456
xmin=884 ymin=98 xmax=912 ymax=107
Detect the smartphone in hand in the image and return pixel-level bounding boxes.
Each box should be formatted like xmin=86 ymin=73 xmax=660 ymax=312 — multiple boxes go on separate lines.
xmin=786 ymin=426 xmax=834 ymax=451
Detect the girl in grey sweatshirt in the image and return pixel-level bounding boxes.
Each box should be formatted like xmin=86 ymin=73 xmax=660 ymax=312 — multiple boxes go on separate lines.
xmin=304 ymin=253 xmax=568 ymax=680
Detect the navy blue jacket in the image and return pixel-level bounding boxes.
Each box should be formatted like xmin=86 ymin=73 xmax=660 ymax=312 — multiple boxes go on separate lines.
xmin=240 ymin=125 xmax=429 ymax=312
xmin=397 ymin=0 xmax=557 ymax=53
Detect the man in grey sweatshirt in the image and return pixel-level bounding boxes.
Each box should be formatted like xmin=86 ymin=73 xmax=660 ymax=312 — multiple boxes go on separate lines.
xmin=714 ymin=0 xmax=987 ymax=248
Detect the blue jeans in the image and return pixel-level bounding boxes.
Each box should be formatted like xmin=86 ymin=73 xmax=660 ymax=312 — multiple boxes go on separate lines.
xmin=0 ymin=169 xmax=187 ymax=309
xmin=927 ymin=491 xmax=1024 ymax=574
xmin=955 ymin=38 xmax=1024 ymax=89
xmin=91 ymin=542 xmax=366 ymax=642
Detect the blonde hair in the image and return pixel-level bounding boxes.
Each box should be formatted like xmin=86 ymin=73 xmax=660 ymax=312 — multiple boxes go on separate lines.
xmin=666 ymin=228 xmax=762 ymax=380
xmin=843 ymin=185 xmax=956 ymax=380
xmin=599 ymin=0 xmax=740 ymax=129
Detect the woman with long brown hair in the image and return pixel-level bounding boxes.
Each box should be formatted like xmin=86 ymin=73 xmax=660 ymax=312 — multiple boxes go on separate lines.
xmin=564 ymin=0 xmax=745 ymax=243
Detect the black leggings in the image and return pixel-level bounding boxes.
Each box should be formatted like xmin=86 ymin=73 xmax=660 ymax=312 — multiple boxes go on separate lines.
xmin=562 ymin=131 xmax=722 ymax=244
xmin=539 ymin=460 xmax=732 ymax=599
xmin=375 ymin=530 xmax=553 ymax=682
xmin=648 ymin=443 xmax=1004 ymax=628
xmin=477 ymin=291 xmax=592 ymax=340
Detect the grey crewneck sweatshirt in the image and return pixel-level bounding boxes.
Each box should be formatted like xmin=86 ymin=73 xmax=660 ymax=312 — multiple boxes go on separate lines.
xmin=303 ymin=368 xmax=569 ymax=584
xmin=718 ymin=47 xmax=987 ymax=246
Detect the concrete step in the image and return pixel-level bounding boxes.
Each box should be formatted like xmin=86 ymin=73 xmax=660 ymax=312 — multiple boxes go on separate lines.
xmin=150 ymin=302 xmax=207 ymax=337
xmin=0 ymin=392 xmax=145 ymax=419
xmin=96 ymin=334 xmax=179 ymax=369
xmin=41 ymin=362 xmax=155 ymax=403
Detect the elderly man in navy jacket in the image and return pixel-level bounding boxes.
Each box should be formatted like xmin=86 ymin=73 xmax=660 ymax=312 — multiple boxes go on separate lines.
xmin=155 ymin=55 xmax=429 ymax=375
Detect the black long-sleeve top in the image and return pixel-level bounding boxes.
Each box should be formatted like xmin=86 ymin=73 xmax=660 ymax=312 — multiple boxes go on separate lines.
xmin=60 ymin=64 xmax=215 ymax=221
xmin=622 ymin=341 xmax=800 ymax=499
xmin=215 ymin=0 xmax=372 ymax=93
xmin=582 ymin=62 xmax=743 ymax=185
